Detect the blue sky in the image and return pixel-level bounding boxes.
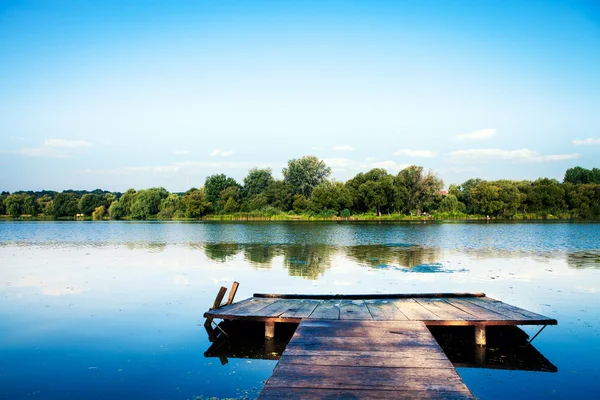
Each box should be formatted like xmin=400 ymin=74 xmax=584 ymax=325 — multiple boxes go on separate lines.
xmin=1 ymin=0 xmax=599 ymax=192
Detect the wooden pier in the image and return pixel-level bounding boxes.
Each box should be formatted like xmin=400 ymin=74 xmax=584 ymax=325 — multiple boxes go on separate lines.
xmin=260 ymin=319 xmax=475 ymax=399
xmin=204 ymin=288 xmax=556 ymax=399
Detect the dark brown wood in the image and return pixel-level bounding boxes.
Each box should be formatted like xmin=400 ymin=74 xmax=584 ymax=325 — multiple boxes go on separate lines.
xmin=393 ymin=299 xmax=441 ymax=320
xmin=211 ymin=286 xmax=227 ymax=310
xmin=279 ymin=299 xmax=320 ymax=318
xmin=443 ymin=298 xmax=514 ymax=321
xmin=470 ymin=297 xmax=557 ymax=324
xmin=365 ymin=299 xmax=409 ymax=321
xmin=308 ymin=300 xmax=341 ymax=319
xmin=415 ymin=299 xmax=479 ymax=321
xmin=279 ymin=353 xmax=454 ymax=368
xmin=254 ymin=292 xmax=486 ymax=300
xmin=258 ymin=320 xmax=474 ymax=399
xmin=339 ymin=300 xmax=373 ymax=320
xmin=226 ymin=281 xmax=239 ymax=305
xmin=205 ymin=297 xmax=278 ymax=318
xmin=264 ymin=364 xmax=470 ymax=391
xmin=258 ymin=388 xmax=474 ymax=400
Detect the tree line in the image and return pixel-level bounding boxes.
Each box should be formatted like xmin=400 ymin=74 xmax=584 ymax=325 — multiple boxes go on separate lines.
xmin=1 ymin=157 xmax=599 ymax=219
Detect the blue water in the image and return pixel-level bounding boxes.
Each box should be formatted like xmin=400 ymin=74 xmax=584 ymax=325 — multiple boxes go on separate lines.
xmin=1 ymin=221 xmax=600 ymax=399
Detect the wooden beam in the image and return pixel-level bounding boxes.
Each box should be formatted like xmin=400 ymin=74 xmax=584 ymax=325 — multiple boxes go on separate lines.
xmin=254 ymin=292 xmax=486 ymax=300
xmin=475 ymin=324 xmax=486 ymax=346
xmin=226 ymin=281 xmax=239 ymax=305
xmin=212 ymin=286 xmax=228 ymax=310
xmin=265 ymin=321 xmax=275 ymax=338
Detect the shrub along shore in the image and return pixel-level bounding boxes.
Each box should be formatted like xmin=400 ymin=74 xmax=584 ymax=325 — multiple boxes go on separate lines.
xmin=2 ymin=157 xmax=599 ymax=221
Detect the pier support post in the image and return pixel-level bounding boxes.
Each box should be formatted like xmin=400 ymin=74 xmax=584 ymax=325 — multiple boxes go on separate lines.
xmin=475 ymin=324 xmax=486 ymax=346
xmin=265 ymin=321 xmax=275 ymax=338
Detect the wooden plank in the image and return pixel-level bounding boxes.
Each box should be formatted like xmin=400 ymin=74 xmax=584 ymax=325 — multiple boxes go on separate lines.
xmin=393 ymin=299 xmax=442 ymax=320
xmin=443 ymin=298 xmax=511 ymax=321
xmin=205 ymin=297 xmax=278 ymax=318
xmin=212 ymin=286 xmax=227 ymax=310
xmin=285 ymin=335 xmax=442 ymax=352
xmin=365 ymin=299 xmax=409 ymax=321
xmin=293 ymin=321 xmax=426 ymax=340
xmin=415 ymin=299 xmax=478 ymax=321
xmin=252 ymin=299 xmax=309 ymax=318
xmin=254 ymin=292 xmax=486 ymax=300
xmin=339 ymin=300 xmax=373 ymax=320
xmin=259 ymin=387 xmax=474 ymax=400
xmin=282 ymin=347 xmax=447 ymax=358
xmin=226 ymin=281 xmax=239 ymax=305
xmin=308 ymin=300 xmax=340 ymax=319
xmin=264 ymin=364 xmax=469 ymax=391
xmin=279 ymin=353 xmax=454 ymax=368
xmin=279 ymin=299 xmax=320 ymax=318
xmin=471 ymin=297 xmax=556 ymax=322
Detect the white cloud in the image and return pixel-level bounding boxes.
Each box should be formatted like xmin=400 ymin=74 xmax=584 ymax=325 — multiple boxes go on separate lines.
xmin=83 ymin=160 xmax=276 ymax=176
xmin=173 ymin=150 xmax=190 ymax=155
xmin=449 ymin=148 xmax=580 ymax=163
xmin=573 ymin=138 xmax=600 ymax=145
xmin=209 ymin=149 xmax=234 ymax=157
xmin=177 ymin=161 xmax=274 ymax=170
xmin=323 ymin=158 xmax=410 ymax=173
xmin=12 ymin=147 xmax=71 ymax=158
xmin=393 ymin=149 xmax=437 ymax=158
xmin=332 ymin=145 xmax=355 ymax=152
xmin=8 ymin=138 xmax=93 ymax=158
xmin=364 ymin=157 xmax=377 ymax=162
xmin=457 ymin=128 xmax=496 ymax=141
xmin=126 ymin=166 xmax=181 ymax=172
xmin=84 ymin=165 xmax=181 ymax=175
xmin=44 ymin=138 xmax=93 ymax=148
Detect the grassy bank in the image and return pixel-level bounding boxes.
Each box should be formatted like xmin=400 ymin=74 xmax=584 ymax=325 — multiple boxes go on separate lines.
xmin=0 ymin=211 xmax=590 ymax=222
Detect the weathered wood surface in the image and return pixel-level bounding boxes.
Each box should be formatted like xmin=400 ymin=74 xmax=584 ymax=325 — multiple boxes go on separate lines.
xmin=258 ymin=319 xmax=475 ymax=399
xmin=204 ymin=294 xmax=557 ymax=326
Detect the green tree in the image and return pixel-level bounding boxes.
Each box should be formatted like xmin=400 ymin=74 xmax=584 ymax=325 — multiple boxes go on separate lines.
xmin=78 ymin=194 xmax=103 ymax=216
xmin=129 ymin=187 xmax=168 ymax=219
xmin=283 ymin=156 xmax=331 ymax=197
xmin=243 ymin=168 xmax=275 ymax=198
xmin=310 ymin=181 xmax=353 ymax=214
xmin=92 ymin=205 xmax=105 ymax=220
xmin=470 ymin=181 xmax=502 ymax=215
xmin=437 ymin=194 xmax=464 ymax=213
xmin=396 ymin=166 xmax=443 ymax=215
xmin=219 ymin=186 xmax=241 ymax=212
xmin=204 ymin=174 xmax=240 ymax=212
xmin=4 ymin=193 xmax=26 ymax=217
xmin=526 ymin=178 xmax=566 ymax=216
xmin=118 ymin=189 xmax=137 ymax=216
xmin=158 ymin=193 xmax=183 ymax=218
xmin=51 ymin=193 xmax=80 ymax=217
xmin=181 ymin=188 xmax=211 ymax=218
xmin=564 ymin=166 xmax=600 ymax=184
xmin=108 ymin=201 xmax=125 ymax=219
xmin=265 ymin=180 xmax=293 ymax=211
xmin=36 ymin=195 xmax=53 ymax=215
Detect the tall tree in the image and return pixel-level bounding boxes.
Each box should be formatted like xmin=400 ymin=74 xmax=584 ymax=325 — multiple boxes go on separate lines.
xmin=181 ymin=188 xmax=211 ymax=218
xmin=283 ymin=156 xmax=331 ymax=197
xmin=51 ymin=193 xmax=79 ymax=217
xmin=243 ymin=168 xmax=275 ymax=198
xmin=396 ymin=166 xmax=443 ymax=215
xmin=204 ymin=174 xmax=239 ymax=212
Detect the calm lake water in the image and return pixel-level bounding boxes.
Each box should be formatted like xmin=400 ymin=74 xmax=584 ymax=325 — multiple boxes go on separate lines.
xmin=1 ymin=221 xmax=600 ymax=399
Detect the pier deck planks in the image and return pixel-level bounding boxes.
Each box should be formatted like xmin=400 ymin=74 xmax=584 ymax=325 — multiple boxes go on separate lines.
xmin=258 ymin=320 xmax=475 ymax=399
xmin=205 ymin=294 xmax=557 ymax=326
